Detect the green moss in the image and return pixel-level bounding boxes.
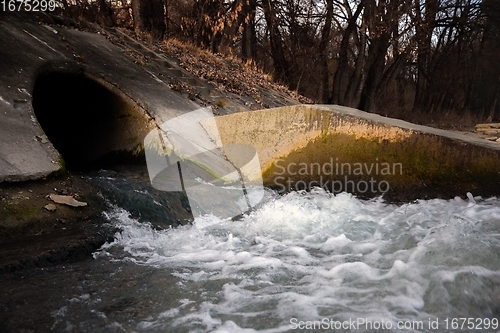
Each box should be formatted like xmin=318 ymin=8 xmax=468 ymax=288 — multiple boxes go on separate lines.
xmin=0 ymin=200 xmax=43 ymax=226
xmin=262 ymin=131 xmax=500 ymax=199
xmin=215 ymin=99 xmax=227 ymax=108
xmin=57 ymin=155 xmax=66 ymax=172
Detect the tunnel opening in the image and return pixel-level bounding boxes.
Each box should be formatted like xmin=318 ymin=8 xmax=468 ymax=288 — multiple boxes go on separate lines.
xmin=32 ymin=72 xmax=154 ymax=171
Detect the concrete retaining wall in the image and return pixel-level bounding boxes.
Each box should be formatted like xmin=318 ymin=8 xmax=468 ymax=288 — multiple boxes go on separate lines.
xmin=212 ymin=105 xmax=500 ymax=200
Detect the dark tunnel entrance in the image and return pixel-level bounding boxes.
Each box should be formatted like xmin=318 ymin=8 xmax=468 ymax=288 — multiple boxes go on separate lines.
xmin=32 ymin=72 xmax=154 ymax=170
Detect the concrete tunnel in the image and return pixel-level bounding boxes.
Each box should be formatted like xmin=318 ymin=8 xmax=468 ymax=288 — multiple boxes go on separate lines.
xmin=32 ymin=72 xmax=154 ymax=170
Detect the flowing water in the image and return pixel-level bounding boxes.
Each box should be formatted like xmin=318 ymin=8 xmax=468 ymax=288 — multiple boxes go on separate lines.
xmin=3 ymin=170 xmax=500 ymax=333
xmin=42 ymin=171 xmax=500 ymax=333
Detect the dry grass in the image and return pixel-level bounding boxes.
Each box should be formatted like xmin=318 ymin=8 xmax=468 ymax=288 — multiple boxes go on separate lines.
xmin=61 ymin=18 xmax=312 ymax=108
xmin=100 ymin=26 xmax=313 ymax=108
xmin=157 ymin=38 xmax=313 ymax=107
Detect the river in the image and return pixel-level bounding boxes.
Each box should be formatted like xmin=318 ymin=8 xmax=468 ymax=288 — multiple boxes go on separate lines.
xmin=2 ymin=170 xmax=500 ymax=333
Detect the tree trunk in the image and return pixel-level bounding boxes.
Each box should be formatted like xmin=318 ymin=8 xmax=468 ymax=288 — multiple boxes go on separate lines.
xmin=331 ymin=1 xmax=364 ymax=104
xmin=345 ymin=16 xmax=367 ymax=107
xmin=241 ymin=0 xmax=257 ymax=63
xmin=97 ymin=0 xmax=115 ymax=27
xmin=131 ymin=0 xmax=166 ymax=40
xmin=413 ymin=0 xmax=438 ymax=112
xmin=359 ymin=34 xmax=390 ymax=112
xmin=358 ymin=0 xmax=395 ymax=112
xmin=216 ymin=0 xmax=257 ymax=61
xmin=262 ymin=0 xmax=289 ymax=83
xmin=318 ymin=0 xmax=334 ymax=103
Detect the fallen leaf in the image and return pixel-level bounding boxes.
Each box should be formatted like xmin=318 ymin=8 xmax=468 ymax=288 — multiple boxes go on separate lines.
xmin=49 ymin=194 xmax=87 ymax=207
xmin=44 ymin=203 xmax=57 ymax=211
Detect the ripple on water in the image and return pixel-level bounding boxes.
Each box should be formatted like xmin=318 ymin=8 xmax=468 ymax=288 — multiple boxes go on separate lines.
xmin=55 ymin=190 xmax=500 ymax=332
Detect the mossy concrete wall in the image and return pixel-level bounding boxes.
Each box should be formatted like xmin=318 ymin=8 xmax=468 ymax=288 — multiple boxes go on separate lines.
xmin=211 ymin=105 xmax=500 ymax=200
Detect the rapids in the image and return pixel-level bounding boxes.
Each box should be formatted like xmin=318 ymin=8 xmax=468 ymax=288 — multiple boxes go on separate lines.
xmin=51 ymin=187 xmax=500 ymax=332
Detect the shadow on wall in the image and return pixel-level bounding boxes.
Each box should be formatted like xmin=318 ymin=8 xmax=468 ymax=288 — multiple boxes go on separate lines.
xmin=32 ymin=72 xmax=153 ymax=170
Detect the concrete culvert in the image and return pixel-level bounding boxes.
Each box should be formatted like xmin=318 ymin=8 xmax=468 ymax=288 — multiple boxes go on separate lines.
xmin=32 ymin=72 xmax=154 ymax=170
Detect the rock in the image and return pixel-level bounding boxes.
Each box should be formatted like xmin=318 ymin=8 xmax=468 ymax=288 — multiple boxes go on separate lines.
xmin=476 ymin=123 xmax=500 ymax=130
xmin=486 ymin=137 xmax=499 ymax=141
xmin=482 ymin=129 xmax=500 ymax=136
xmin=36 ymin=135 xmax=49 ymax=144
xmin=497 ymin=138 xmax=500 ymax=143
xmin=49 ymin=194 xmax=87 ymax=207
xmin=44 ymin=203 xmax=57 ymax=211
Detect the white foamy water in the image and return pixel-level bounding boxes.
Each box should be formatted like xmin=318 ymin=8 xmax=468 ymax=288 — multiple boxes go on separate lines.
xmin=89 ymin=189 xmax=500 ymax=332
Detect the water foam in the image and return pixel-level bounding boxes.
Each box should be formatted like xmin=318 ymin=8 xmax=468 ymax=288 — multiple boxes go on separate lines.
xmin=92 ymin=190 xmax=500 ymax=332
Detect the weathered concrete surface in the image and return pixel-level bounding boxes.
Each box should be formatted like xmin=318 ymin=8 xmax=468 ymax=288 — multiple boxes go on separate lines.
xmin=0 ymin=13 xmax=303 ymax=182
xmin=211 ymin=105 xmax=500 ymax=199
xmin=0 ymin=13 xmax=200 ymax=181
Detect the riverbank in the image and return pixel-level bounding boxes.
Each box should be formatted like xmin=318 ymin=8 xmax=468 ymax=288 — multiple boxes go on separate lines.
xmin=0 ymin=173 xmax=115 ymax=272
